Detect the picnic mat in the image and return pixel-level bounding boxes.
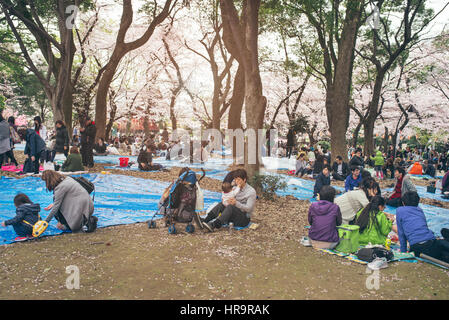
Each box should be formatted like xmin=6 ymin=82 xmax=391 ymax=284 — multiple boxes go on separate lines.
xmin=1 ymin=164 xmax=44 ymax=172
xmin=0 ymin=174 xmax=222 ymax=244
xmin=315 ymin=248 xmax=417 ymax=265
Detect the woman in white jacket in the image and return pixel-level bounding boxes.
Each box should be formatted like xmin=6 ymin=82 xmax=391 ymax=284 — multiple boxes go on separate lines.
xmin=34 ymin=116 xmax=47 ymax=142
xmin=334 ymin=178 xmax=379 ymax=225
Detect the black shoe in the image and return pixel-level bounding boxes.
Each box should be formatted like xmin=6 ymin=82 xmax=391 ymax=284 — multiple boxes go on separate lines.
xmin=85 ymin=216 xmax=98 ymax=233
xmin=442 ymin=228 xmax=449 ymax=241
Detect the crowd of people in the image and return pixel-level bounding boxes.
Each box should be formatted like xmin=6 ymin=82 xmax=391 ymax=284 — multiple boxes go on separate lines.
xmin=306 ymin=144 xmax=449 ymax=264
xmin=2 ymin=116 xmax=449 ymax=264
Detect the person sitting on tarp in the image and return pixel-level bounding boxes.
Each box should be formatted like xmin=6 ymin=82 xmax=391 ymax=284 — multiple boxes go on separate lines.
xmin=423 ymin=160 xmax=436 ymax=178
xmin=335 ymin=178 xmax=378 ymax=225
xmin=385 ymin=167 xmax=416 ymax=207
xmin=61 ymin=146 xmax=84 ymax=172
xmin=1 ymin=193 xmax=40 ymax=241
xmin=396 ymin=192 xmax=449 ymax=263
xmin=202 ymin=169 xmax=256 ymax=232
xmin=354 ymin=196 xmax=395 ymax=246
xmin=308 ymin=185 xmax=342 ymax=249
xmin=42 ymin=170 xmax=97 ymax=233
xmin=408 ymin=161 xmax=423 ymax=175
xmin=345 ymin=166 xmax=362 ymax=192
xmin=441 ymin=170 xmax=449 ymax=197
xmin=331 ymin=156 xmax=349 ymax=181
xmin=93 ymin=138 xmax=108 ymax=156
xmin=137 ymin=145 xmax=162 ymax=171
xmin=313 ymin=165 xmax=331 ymax=198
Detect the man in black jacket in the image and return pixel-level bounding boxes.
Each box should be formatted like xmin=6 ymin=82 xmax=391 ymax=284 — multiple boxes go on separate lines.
xmin=331 ymin=155 xmax=349 ymax=181
xmin=80 ymin=117 xmax=96 ymax=168
xmin=349 ymin=148 xmax=364 ymax=168
xmin=313 ymin=165 xmax=331 ymax=198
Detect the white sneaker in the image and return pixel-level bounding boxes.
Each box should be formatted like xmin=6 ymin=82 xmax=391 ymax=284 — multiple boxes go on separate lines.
xmin=368 ymin=257 xmax=388 ymax=270
xmin=300 ymin=236 xmax=312 ymax=247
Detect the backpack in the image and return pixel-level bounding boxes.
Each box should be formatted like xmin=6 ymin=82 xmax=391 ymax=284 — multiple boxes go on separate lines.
xmin=72 ymin=176 xmax=95 ymax=200
xmin=10 ymin=126 xmax=21 ymax=144
xmin=356 ymin=247 xmax=394 ymax=262
xmin=427 ymin=181 xmax=436 ymax=194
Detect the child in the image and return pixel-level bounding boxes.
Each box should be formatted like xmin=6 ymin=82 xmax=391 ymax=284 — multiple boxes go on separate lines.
xmin=221 ymin=181 xmax=240 ymax=206
xmin=354 ymin=196 xmax=395 ymax=246
xmin=1 ymin=194 xmax=40 ymax=241
xmin=62 ymin=146 xmax=84 ymax=172
xmin=308 ymin=185 xmax=342 ymax=249
xmin=371 ymin=150 xmax=385 ymax=179
xmin=396 ymin=192 xmax=449 ymax=262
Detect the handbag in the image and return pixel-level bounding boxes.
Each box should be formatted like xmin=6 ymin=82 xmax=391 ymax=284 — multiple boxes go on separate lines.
xmin=10 ymin=126 xmax=21 ymax=144
xmin=356 ymin=247 xmax=394 ymax=262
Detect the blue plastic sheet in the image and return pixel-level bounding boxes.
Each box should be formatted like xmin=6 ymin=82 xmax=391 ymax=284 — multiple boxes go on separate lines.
xmin=205 ymin=169 xmax=449 ymax=238
xmin=383 ymin=185 xmax=449 ymax=203
xmin=95 ymin=155 xmax=233 ymax=171
xmin=0 ymin=174 xmax=222 ymax=244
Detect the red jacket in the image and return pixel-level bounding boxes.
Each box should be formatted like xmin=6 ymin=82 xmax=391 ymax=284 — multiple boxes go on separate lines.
xmin=390 ymin=176 xmax=403 ymax=199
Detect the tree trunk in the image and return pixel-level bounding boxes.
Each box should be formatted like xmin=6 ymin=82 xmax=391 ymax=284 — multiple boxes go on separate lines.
xmin=352 ymin=120 xmax=363 ymax=148
xmin=228 ymin=64 xmax=245 ymax=130
xmin=95 ymin=56 xmax=121 ymax=140
xmin=363 ymin=71 xmax=385 ymax=156
xmin=383 ymin=127 xmax=389 ymax=154
xmin=169 ymin=95 xmax=178 ymax=131
xmin=62 ymin=83 xmax=73 ymax=137
xmin=320 ymin=0 xmax=363 ymax=163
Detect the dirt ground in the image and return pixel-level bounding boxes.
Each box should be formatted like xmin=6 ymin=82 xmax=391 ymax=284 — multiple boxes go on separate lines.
xmin=1 ymin=151 xmax=449 ymax=300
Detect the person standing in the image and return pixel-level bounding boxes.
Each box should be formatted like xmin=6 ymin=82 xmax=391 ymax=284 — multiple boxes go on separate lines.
xmin=161 ymin=127 xmax=169 ymax=143
xmin=80 ymin=117 xmax=96 ymax=168
xmin=0 ymin=114 xmax=18 ymax=167
xmin=51 ymin=120 xmax=70 ymax=160
xmin=17 ymin=128 xmax=46 ymax=174
xmin=34 ymin=116 xmax=47 ymax=142
xmin=286 ymin=129 xmax=295 ymax=159
xmin=5 ymin=116 xmax=20 ymax=167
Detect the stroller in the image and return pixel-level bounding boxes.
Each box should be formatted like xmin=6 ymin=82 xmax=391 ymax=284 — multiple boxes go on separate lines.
xmin=151 ymin=167 xmax=205 ymax=234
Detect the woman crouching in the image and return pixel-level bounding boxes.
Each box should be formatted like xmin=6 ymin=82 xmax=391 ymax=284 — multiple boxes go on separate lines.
xmin=42 ymin=170 xmax=97 ymax=233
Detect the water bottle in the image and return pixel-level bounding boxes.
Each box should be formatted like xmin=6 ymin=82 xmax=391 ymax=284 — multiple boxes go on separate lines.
xmin=385 ymin=238 xmax=391 ymax=251
xmin=229 ymin=222 xmax=234 ymax=234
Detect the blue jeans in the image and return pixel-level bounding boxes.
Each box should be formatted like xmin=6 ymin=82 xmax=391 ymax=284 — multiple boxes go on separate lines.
xmin=13 ymin=224 xmax=33 ymax=237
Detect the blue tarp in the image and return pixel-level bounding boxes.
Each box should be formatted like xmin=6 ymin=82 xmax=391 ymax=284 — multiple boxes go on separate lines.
xmin=0 ymin=174 xmax=222 ymax=244
xmin=95 ymin=155 xmax=233 ymax=171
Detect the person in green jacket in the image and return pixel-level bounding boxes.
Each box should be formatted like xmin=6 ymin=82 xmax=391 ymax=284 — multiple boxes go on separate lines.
xmin=370 ymin=150 xmax=385 ymax=179
xmin=62 ymin=146 xmax=85 ymax=172
xmin=354 ymin=196 xmax=395 ymax=246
